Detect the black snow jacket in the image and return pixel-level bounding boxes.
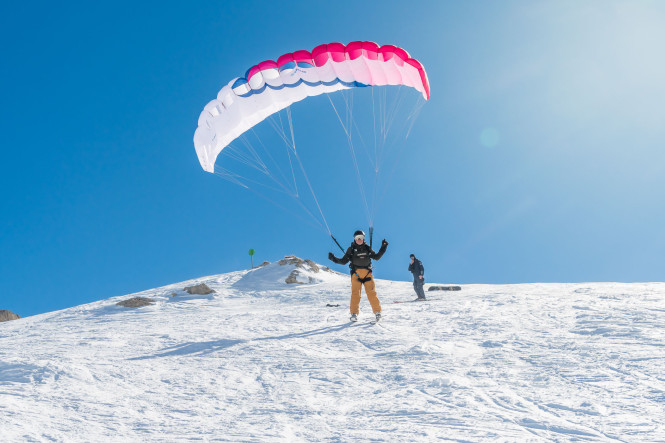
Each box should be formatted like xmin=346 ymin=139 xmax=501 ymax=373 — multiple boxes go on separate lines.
xmin=330 ymin=241 xmax=388 ymax=274
xmin=408 ymin=258 xmax=425 ymax=279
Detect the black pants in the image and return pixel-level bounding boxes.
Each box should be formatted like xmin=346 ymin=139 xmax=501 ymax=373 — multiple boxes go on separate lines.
xmin=413 ymin=277 xmax=426 ymax=299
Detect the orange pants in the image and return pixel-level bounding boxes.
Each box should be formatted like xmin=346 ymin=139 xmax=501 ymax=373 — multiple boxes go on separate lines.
xmin=350 ymin=269 xmax=382 ymax=314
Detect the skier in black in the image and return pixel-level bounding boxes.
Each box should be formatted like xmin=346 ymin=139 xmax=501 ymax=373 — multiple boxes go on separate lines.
xmin=328 ymin=230 xmax=388 ymax=322
xmin=408 ymin=254 xmax=426 ymax=300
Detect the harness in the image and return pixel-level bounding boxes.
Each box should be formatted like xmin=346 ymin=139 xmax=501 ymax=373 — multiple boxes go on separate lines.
xmin=348 ymin=242 xmax=372 ymax=276
xmin=350 ymin=242 xmax=373 ymax=282
xmin=353 ymin=271 xmax=373 ymax=284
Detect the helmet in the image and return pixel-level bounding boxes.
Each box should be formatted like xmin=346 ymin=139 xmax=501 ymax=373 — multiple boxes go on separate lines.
xmin=353 ymin=230 xmax=365 ymax=237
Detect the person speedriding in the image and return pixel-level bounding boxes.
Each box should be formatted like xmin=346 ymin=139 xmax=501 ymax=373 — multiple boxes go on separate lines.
xmin=328 ymin=230 xmax=388 ymax=322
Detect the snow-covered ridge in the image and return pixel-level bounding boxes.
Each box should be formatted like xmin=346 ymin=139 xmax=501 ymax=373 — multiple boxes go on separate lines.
xmin=1 ymin=264 xmax=664 ymax=441
xmin=232 ymin=255 xmax=345 ymax=290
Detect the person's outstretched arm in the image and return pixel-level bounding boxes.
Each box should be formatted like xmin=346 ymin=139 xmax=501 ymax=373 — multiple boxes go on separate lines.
xmin=329 ymin=247 xmax=352 ymax=265
xmin=371 ymin=239 xmax=389 ymax=260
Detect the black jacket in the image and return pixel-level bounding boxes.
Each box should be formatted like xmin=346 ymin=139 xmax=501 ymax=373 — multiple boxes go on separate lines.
xmin=408 ymin=258 xmax=424 ymax=278
xmin=330 ymin=241 xmax=387 ymax=273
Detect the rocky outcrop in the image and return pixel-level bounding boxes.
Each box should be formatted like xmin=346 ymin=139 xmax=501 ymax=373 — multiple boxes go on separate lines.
xmin=285 ymin=270 xmax=314 ymax=284
xmin=183 ymin=283 xmax=216 ymax=295
xmin=232 ymin=255 xmax=342 ymax=290
xmin=278 ymin=255 xmax=325 ymax=284
xmin=0 ymin=310 xmax=20 ymax=322
xmin=116 ymin=297 xmax=155 ymax=308
xmin=304 ymin=260 xmax=320 ymax=272
xmin=277 ymin=255 xmax=335 ymax=273
xmin=278 ymin=255 xmax=306 ymax=267
xmin=428 ymin=286 xmax=462 ymax=291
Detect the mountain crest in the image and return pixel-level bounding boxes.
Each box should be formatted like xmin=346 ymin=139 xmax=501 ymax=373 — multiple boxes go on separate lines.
xmin=233 ymin=255 xmax=342 ymax=289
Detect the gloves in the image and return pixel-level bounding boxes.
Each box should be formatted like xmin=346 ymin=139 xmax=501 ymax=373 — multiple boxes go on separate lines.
xmin=328 ymin=252 xmax=335 ymax=261
xmin=381 ymin=239 xmax=389 ymax=247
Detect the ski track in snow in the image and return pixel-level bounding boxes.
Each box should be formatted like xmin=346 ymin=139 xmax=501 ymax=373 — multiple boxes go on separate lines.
xmin=1 ymin=264 xmax=664 ymax=442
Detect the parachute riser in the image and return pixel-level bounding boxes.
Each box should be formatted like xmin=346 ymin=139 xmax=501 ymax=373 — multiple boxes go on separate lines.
xmin=330 ymin=234 xmax=345 ymax=253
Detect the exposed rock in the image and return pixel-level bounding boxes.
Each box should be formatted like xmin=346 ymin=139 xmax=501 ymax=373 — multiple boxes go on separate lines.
xmin=116 ymin=297 xmax=155 ymax=308
xmin=276 ymin=255 xmax=331 ymax=283
xmin=0 ymin=310 xmax=20 ymax=322
xmin=304 ymin=259 xmax=320 ymax=273
xmin=183 ymin=283 xmax=216 ymax=295
xmin=278 ymin=255 xmax=305 ymax=267
xmin=285 ymin=269 xmax=314 ymax=284
xmin=258 ymin=261 xmax=270 ymax=268
xmin=428 ymin=285 xmax=462 ymax=291
xmin=285 ymin=270 xmax=301 ymax=284
xmin=278 ymin=256 xmax=320 ymax=273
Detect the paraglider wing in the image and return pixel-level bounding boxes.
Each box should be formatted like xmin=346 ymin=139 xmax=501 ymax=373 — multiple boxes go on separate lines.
xmin=194 ymin=41 xmax=430 ymax=173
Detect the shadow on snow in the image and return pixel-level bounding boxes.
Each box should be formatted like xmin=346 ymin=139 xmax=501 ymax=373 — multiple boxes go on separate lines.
xmin=129 ymin=322 xmax=357 ymax=360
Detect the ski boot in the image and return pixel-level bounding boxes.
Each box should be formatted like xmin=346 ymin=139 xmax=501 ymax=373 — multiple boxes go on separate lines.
xmin=375 ymin=312 xmax=382 ymax=322
xmin=350 ymin=313 xmax=358 ymax=322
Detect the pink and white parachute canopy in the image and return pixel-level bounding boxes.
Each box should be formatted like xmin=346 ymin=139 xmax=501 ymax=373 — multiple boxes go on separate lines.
xmin=193 ymin=41 xmax=430 ymax=173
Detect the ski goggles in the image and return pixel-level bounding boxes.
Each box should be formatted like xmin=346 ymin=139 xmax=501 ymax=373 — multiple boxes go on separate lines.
xmin=354 ymin=235 xmax=365 ymax=241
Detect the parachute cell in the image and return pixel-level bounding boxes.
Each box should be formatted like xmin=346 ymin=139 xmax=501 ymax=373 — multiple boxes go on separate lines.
xmin=194 ymin=41 xmax=430 ymax=173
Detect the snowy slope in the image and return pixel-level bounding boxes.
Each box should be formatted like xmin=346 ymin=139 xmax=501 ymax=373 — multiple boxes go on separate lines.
xmin=1 ymin=258 xmax=664 ymax=442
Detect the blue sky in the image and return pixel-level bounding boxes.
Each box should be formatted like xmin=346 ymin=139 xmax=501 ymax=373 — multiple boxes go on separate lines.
xmin=2 ymin=1 xmax=665 ymax=317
